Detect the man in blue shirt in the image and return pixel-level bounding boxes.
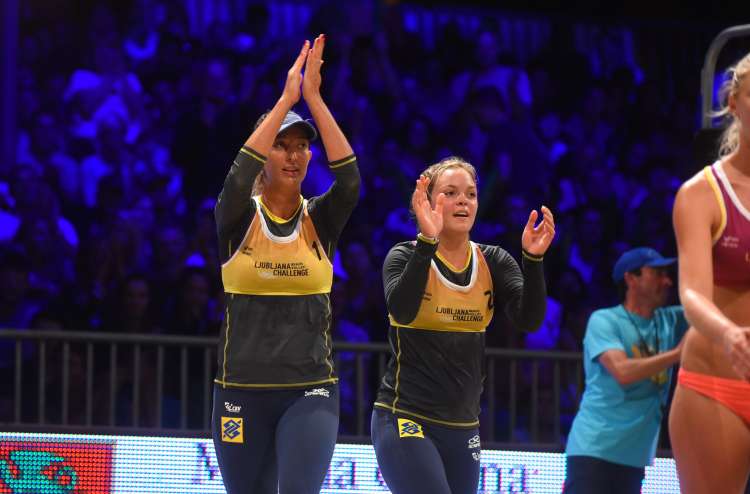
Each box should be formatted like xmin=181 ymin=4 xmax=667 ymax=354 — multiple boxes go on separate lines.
xmin=564 ymin=247 xmax=689 ymax=493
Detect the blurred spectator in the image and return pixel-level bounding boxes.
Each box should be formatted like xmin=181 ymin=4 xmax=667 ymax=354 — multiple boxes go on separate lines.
xmin=331 ymin=278 xmax=371 ymax=434
xmin=162 ymin=267 xmax=220 ymax=336
xmin=449 ymin=29 xmax=533 ymax=120
xmin=0 ymin=250 xmax=44 ymax=330
xmin=102 ymin=274 xmax=161 ymax=334
xmin=341 ymin=241 xmax=386 ymax=338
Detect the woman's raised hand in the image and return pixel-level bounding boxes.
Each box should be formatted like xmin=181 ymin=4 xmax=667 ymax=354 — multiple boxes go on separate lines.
xmin=281 ymin=40 xmax=310 ymax=106
xmin=521 ymin=205 xmax=555 ymax=256
xmin=412 ymin=175 xmax=444 ymax=239
xmin=303 ymin=34 xmax=325 ymax=102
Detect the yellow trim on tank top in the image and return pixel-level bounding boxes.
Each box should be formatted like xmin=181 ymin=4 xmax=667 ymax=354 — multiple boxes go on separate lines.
xmin=224 ymin=287 xmax=331 ymax=296
xmin=373 ymin=402 xmax=480 ymax=428
xmin=389 ymin=321 xmax=486 ymax=333
xmin=258 ymin=195 xmax=303 ymax=224
xmin=214 ymin=377 xmax=338 ymax=388
xmin=435 ymin=243 xmax=472 ymax=273
xmin=704 ymin=166 xmax=727 ymax=244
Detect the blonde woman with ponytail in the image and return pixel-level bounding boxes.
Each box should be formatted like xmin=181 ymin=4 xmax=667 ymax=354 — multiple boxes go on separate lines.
xmin=212 ymin=35 xmax=360 ymax=494
xmin=669 ymin=52 xmax=750 ymax=493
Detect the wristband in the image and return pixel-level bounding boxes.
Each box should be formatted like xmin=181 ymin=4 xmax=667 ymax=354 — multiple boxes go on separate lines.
xmin=417 ymin=232 xmax=438 ymax=245
xmin=522 ymin=250 xmax=543 ymax=262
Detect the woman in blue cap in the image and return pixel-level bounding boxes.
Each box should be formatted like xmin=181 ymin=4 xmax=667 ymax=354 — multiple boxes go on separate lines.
xmin=211 ymin=35 xmax=360 ymax=494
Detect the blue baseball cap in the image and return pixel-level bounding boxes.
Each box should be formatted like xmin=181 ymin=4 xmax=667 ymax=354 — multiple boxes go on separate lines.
xmin=612 ymin=247 xmax=676 ymax=282
xmin=278 ymin=110 xmax=317 ymax=141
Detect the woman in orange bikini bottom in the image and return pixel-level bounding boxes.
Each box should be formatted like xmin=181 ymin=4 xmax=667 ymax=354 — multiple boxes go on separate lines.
xmin=678 ymin=368 xmax=750 ymax=423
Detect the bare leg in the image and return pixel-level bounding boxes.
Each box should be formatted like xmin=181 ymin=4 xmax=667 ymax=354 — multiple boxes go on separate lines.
xmin=669 ymin=384 xmax=750 ymax=494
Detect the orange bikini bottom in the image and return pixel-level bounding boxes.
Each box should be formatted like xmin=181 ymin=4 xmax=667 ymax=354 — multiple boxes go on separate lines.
xmin=677 ymin=368 xmax=750 ymax=423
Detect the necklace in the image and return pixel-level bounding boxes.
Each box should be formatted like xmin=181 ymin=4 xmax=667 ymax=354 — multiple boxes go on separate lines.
xmin=623 ymin=308 xmax=659 ymax=357
xmin=623 ymin=306 xmax=667 ymax=390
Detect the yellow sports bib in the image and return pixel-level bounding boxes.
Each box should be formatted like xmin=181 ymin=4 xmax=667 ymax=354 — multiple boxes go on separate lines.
xmin=221 ymin=197 xmax=333 ymax=295
xmin=389 ymin=242 xmax=494 ymax=332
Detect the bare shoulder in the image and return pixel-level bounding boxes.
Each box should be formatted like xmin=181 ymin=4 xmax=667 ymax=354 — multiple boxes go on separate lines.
xmin=674 ymin=166 xmax=721 ymax=229
xmin=677 ymin=167 xmax=713 ymax=199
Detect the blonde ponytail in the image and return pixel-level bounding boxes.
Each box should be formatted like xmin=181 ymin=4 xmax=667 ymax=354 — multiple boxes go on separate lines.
xmin=715 ymin=53 xmax=750 ymax=158
xmin=251 ymin=171 xmax=265 ymax=196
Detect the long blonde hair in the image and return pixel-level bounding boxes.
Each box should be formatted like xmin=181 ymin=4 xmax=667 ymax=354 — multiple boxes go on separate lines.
xmin=715 ymin=53 xmax=750 ymax=157
xmin=252 ymin=170 xmax=266 ymax=196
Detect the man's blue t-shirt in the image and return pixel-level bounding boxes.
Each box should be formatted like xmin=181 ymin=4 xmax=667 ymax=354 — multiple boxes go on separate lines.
xmin=565 ymin=305 xmax=688 ymax=467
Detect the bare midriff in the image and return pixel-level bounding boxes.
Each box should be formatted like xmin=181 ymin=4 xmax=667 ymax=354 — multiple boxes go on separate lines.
xmin=681 ymin=284 xmax=750 ymax=379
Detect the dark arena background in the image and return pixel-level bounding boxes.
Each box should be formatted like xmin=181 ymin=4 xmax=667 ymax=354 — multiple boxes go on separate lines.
xmin=1 ymin=0 xmax=749 ymax=492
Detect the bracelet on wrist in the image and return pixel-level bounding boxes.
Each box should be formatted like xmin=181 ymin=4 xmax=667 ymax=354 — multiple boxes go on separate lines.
xmin=522 ymin=250 xmax=543 ymax=262
xmin=417 ymin=232 xmax=438 ymax=245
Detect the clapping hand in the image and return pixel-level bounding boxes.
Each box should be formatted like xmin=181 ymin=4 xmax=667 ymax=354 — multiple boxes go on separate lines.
xmin=521 ymin=206 xmax=555 ymax=256
xmin=412 ymin=175 xmax=444 ymax=239
xmin=281 ymin=40 xmax=310 ymax=106
xmin=302 ymin=34 xmax=325 ymax=102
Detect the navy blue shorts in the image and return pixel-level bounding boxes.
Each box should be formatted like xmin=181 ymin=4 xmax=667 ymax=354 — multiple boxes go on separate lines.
xmin=564 ymin=455 xmax=645 ymax=494
xmin=212 ymin=384 xmax=339 ymax=494
xmin=371 ymin=408 xmax=481 ymax=494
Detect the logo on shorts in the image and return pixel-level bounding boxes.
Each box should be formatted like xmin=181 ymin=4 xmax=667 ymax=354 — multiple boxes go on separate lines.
xmin=472 ymin=451 xmax=481 ymax=462
xmin=304 ymin=388 xmax=330 ymax=398
xmin=224 ymin=402 xmax=241 ymax=413
xmin=397 ymin=418 xmax=424 ymax=438
xmin=467 ymin=435 xmax=480 ymax=449
xmin=221 ymin=417 xmax=244 ymax=443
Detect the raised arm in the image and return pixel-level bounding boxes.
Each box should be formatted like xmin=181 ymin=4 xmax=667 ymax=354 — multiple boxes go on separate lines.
xmin=303 ymin=35 xmax=360 ymax=252
xmin=302 ymin=34 xmax=353 ymax=162
xmin=494 ymin=206 xmax=555 ymax=332
xmin=384 ymin=176 xmax=445 ymax=324
xmin=215 ymin=41 xmax=311 ymax=236
xmin=673 ymin=173 xmax=750 ymax=378
xmin=490 ymin=247 xmax=547 ymax=332
xmin=246 ymin=40 xmax=309 ymax=155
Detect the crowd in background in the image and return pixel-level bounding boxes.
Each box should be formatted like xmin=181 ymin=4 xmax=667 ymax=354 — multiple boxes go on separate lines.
xmin=1 ymin=0 xmax=745 ymax=439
